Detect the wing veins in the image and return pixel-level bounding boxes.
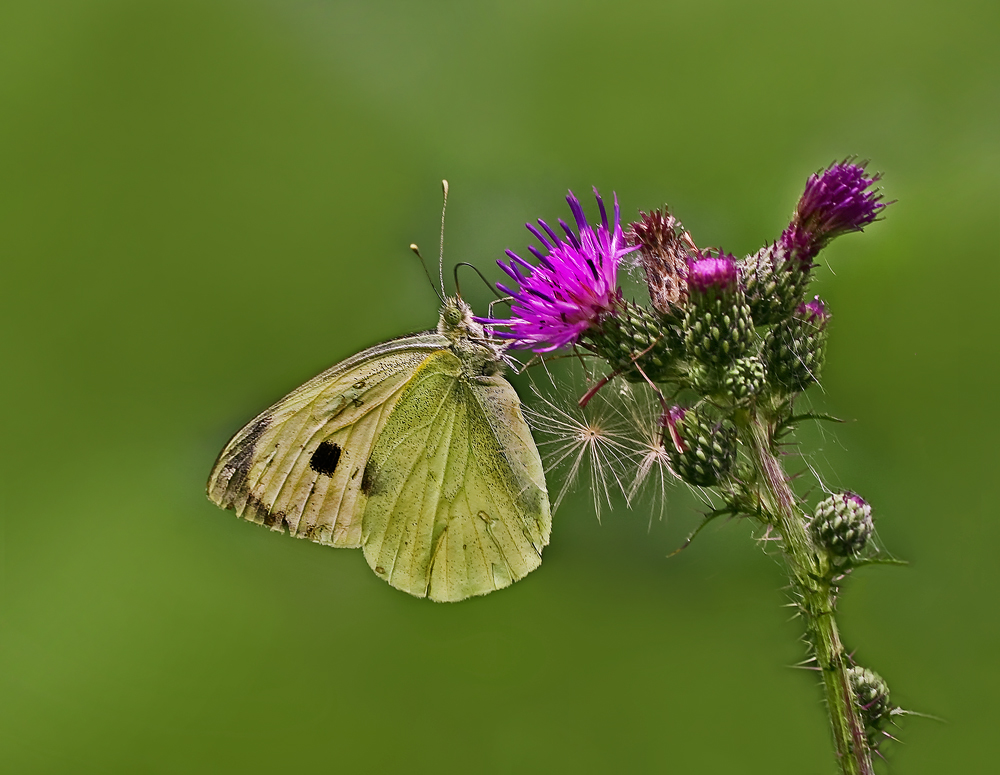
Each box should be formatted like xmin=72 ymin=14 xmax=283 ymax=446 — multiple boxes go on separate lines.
xmin=364 ymin=369 xmax=459 ymax=476
xmin=264 ymin=363 xmax=419 ymax=529
xmin=465 ymin=381 xmax=537 ymax=539
xmin=379 ymin=378 xmax=459 ymax=581
xmin=408 ymin=396 xmax=461 ymax=595
xmin=299 ymin=417 xmax=360 ymax=540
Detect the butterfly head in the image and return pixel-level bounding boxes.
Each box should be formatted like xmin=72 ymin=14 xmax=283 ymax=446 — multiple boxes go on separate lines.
xmin=439 ymin=296 xmax=505 ymax=375
xmin=438 ymin=296 xmax=482 ymax=339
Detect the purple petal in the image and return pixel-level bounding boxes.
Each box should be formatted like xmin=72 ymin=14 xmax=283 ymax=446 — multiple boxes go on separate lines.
xmin=537 ymin=219 xmax=562 ymax=247
xmin=488 ymin=186 xmax=631 ymax=351
xmin=525 ymin=223 xmax=554 ymax=250
xmin=566 ymin=190 xmax=588 ymax=234
xmin=558 ymin=218 xmax=581 ymax=250
xmin=593 ymin=187 xmax=609 ymax=231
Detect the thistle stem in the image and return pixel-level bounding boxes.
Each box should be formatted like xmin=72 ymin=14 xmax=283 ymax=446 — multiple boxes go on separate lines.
xmin=743 ymin=413 xmax=874 ymax=775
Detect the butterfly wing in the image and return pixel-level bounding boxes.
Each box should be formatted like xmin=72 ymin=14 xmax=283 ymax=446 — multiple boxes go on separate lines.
xmin=361 ymin=349 xmax=551 ymax=602
xmin=207 ymin=333 xmax=449 ymax=548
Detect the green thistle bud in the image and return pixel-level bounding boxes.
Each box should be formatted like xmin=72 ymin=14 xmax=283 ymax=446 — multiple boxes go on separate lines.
xmin=847 ymin=666 xmax=893 ymax=745
xmin=722 ymin=356 xmax=767 ymax=402
xmin=682 ymin=252 xmax=754 ymax=366
xmin=811 ymin=492 xmax=873 ymax=556
xmin=584 ymin=300 xmax=680 ymax=382
xmin=663 ymin=405 xmax=737 ymax=487
xmin=763 ymin=296 xmax=830 ymax=391
xmin=741 ymin=241 xmax=813 ymax=325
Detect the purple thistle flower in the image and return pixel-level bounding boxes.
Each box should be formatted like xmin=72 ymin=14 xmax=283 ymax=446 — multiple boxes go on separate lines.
xmin=479 ymin=188 xmax=637 ymax=352
xmin=686 ymin=251 xmax=740 ymax=297
xmin=782 ymin=161 xmax=886 ymax=259
xmin=798 ymin=295 xmax=831 ymax=327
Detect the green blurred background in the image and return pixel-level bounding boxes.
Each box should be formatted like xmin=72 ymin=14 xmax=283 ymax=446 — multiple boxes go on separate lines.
xmin=3 ymin=0 xmax=997 ymax=772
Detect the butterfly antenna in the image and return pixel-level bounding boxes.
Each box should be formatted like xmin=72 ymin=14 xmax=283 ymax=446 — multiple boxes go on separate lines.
xmin=453 ymin=262 xmax=503 ymax=300
xmin=409 ymin=243 xmax=445 ymax=304
xmin=438 ymin=179 xmax=449 ymax=297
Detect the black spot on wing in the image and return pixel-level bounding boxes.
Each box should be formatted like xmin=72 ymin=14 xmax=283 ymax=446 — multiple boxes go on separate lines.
xmin=310 ymin=441 xmax=342 ymax=477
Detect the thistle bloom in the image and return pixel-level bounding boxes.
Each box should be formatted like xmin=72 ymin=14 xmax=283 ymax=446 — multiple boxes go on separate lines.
xmin=480 ymin=188 xmax=637 ymax=352
xmin=783 ymin=161 xmax=885 ymax=259
xmin=742 ymin=163 xmax=884 ymax=324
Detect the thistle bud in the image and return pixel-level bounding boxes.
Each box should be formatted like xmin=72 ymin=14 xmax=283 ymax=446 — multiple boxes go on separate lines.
xmin=662 ymin=405 xmax=737 ymax=487
xmin=722 ymin=356 xmax=767 ymax=402
xmin=847 ymin=666 xmax=893 ymax=744
xmin=740 ymin=241 xmax=813 ymax=325
xmin=763 ymin=296 xmax=830 ymax=392
xmin=626 ymin=207 xmax=692 ymax=315
xmin=682 ymin=252 xmax=754 ymax=366
xmin=584 ymin=300 xmax=679 ymax=382
xmin=811 ymin=491 xmax=873 ymax=556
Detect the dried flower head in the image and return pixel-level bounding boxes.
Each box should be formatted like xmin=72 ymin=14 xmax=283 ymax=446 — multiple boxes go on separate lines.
xmin=626 ymin=207 xmax=691 ymax=313
xmin=480 ymin=188 xmax=637 ymax=352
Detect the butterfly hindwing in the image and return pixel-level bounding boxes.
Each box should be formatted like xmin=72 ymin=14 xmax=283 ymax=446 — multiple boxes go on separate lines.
xmin=361 ymin=350 xmax=551 ymax=601
xmin=207 ymin=333 xmax=448 ymax=547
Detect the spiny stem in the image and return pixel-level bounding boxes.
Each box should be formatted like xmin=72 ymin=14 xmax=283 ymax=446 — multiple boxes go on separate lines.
xmin=742 ymin=412 xmax=875 ymax=775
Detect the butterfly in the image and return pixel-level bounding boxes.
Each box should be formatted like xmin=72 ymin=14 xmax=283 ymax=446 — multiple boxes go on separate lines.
xmin=206 ymin=201 xmax=551 ymax=602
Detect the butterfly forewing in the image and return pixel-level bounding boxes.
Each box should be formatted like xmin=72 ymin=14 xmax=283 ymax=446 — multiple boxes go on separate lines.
xmin=207 ymin=333 xmax=448 ymax=547
xmin=361 ymin=350 xmax=551 ymax=601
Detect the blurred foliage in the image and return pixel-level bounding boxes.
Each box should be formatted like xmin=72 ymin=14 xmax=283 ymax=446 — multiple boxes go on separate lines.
xmin=2 ymin=0 xmax=998 ymax=772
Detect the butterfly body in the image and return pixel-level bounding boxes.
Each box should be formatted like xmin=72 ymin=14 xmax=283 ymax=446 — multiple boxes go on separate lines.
xmin=207 ymin=297 xmax=551 ymax=602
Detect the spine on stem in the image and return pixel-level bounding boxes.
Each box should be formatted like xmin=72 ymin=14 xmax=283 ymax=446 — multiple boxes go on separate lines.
xmin=745 ymin=415 xmax=874 ymax=775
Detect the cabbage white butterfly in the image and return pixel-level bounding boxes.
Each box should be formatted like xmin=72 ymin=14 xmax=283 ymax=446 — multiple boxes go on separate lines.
xmin=207 ymin=184 xmax=550 ymax=602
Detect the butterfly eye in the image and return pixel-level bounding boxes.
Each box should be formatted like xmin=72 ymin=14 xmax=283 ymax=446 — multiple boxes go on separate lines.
xmin=442 ymin=303 xmax=463 ymax=328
